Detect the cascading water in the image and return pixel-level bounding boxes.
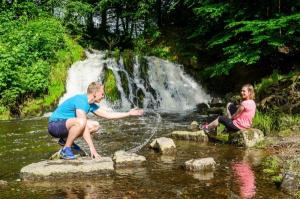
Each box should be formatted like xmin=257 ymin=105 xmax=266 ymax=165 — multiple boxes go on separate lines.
xmin=60 ymin=50 xmax=211 ymax=112
xmin=60 ymin=50 xmax=211 ymax=152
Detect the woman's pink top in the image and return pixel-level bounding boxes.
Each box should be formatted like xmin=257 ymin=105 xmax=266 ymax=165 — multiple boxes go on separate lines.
xmin=233 ymin=100 xmax=256 ymax=129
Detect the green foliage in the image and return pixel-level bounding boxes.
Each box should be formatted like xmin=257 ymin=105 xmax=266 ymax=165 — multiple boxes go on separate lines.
xmin=253 ymin=110 xmax=274 ymax=135
xmin=255 ymin=71 xmax=283 ymax=97
xmin=0 ymin=6 xmax=83 ymax=117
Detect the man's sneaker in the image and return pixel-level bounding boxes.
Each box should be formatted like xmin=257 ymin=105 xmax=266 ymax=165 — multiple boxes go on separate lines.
xmin=60 ymin=147 xmax=76 ymax=160
xmin=58 ymin=138 xmax=81 ymax=151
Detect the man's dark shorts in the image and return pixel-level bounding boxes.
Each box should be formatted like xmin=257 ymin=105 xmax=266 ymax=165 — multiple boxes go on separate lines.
xmin=48 ymin=120 xmax=68 ymax=138
xmin=218 ymin=103 xmax=240 ymax=132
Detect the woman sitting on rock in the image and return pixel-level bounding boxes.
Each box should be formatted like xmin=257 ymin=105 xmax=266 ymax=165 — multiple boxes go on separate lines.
xmin=201 ymin=84 xmax=256 ymax=134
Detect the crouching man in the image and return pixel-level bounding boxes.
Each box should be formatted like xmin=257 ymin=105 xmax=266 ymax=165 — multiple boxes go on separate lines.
xmin=48 ymin=82 xmax=144 ymax=160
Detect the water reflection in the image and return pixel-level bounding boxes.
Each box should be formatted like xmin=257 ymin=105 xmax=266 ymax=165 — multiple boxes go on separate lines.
xmin=232 ymin=162 xmax=256 ymax=198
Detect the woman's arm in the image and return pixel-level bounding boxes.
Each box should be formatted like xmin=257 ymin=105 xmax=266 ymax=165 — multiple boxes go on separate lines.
xmin=231 ymin=105 xmax=245 ymax=119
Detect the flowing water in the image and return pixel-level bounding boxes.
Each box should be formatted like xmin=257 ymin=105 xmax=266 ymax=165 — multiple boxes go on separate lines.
xmin=0 ymin=51 xmax=290 ymax=198
xmin=0 ymin=115 xmax=290 ymax=198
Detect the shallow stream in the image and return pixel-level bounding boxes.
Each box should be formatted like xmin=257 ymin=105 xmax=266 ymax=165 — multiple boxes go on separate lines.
xmin=0 ymin=113 xmax=290 ymax=198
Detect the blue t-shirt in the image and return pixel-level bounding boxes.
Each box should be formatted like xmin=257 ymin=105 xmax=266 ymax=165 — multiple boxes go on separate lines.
xmin=49 ymin=94 xmax=99 ymax=122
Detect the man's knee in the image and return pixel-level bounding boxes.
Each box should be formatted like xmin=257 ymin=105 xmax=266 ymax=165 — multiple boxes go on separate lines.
xmin=75 ymin=118 xmax=87 ymax=130
xmin=88 ymin=121 xmax=100 ymax=133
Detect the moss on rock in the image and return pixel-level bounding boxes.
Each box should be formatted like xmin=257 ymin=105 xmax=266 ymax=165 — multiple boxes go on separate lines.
xmin=104 ymin=68 xmax=121 ymax=103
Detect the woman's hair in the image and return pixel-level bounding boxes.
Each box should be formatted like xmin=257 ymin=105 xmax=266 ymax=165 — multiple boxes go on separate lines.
xmin=242 ymin=84 xmax=255 ymax=100
xmin=87 ymin=82 xmax=103 ymax=94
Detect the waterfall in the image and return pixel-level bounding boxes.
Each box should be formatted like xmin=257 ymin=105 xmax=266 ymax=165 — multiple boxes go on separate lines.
xmin=60 ymin=50 xmax=211 ymax=113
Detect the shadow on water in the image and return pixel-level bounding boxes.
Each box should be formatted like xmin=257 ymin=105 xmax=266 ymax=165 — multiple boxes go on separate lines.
xmin=0 ymin=114 xmax=292 ymax=198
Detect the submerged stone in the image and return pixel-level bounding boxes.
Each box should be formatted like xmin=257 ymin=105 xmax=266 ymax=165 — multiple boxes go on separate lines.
xmin=113 ymin=150 xmax=146 ymax=167
xmin=20 ymin=157 xmax=114 ymax=181
xmin=150 ymin=137 xmax=176 ymax=154
xmin=228 ymin=128 xmax=264 ymax=147
xmin=171 ymin=130 xmax=208 ymax=142
xmin=184 ymin=158 xmax=216 ymax=172
xmin=0 ymin=180 xmax=8 ymax=186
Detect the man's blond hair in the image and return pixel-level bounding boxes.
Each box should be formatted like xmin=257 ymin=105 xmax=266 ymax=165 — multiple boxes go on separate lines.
xmin=87 ymin=82 xmax=103 ymax=94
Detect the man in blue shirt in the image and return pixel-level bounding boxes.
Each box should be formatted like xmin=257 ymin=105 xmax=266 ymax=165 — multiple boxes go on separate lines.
xmin=48 ymin=82 xmax=144 ymax=160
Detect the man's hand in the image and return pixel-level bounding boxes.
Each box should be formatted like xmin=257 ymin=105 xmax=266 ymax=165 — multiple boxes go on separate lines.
xmin=90 ymin=149 xmax=102 ymax=160
xmin=128 ymin=108 xmax=144 ymax=116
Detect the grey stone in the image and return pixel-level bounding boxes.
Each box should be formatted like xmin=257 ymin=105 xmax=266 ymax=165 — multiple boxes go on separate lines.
xmin=280 ymin=171 xmax=299 ymax=195
xmin=185 ymin=158 xmax=216 ymax=172
xmin=171 ymin=130 xmax=208 ymax=142
xmin=20 ymin=157 xmax=114 ymax=181
xmin=150 ymin=137 xmax=176 ymax=154
xmin=229 ymin=128 xmax=264 ymax=147
xmin=190 ymin=121 xmax=199 ymax=131
xmin=113 ymin=150 xmax=146 ymax=167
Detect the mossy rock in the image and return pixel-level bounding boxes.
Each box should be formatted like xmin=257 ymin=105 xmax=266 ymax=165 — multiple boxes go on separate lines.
xmin=104 ymin=68 xmax=121 ymax=103
xmin=122 ymin=49 xmax=134 ymax=76
xmin=228 ymin=128 xmax=264 ymax=147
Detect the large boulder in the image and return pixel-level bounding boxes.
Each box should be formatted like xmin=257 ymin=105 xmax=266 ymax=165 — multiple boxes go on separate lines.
xmin=20 ymin=157 xmax=114 ymax=181
xmin=113 ymin=150 xmax=146 ymax=167
xmin=184 ymin=158 xmax=216 ymax=172
xmin=229 ymin=128 xmax=264 ymax=147
xmin=171 ymin=130 xmax=208 ymax=142
xmin=149 ymin=137 xmax=176 ymax=154
xmin=280 ymin=171 xmax=299 ymax=195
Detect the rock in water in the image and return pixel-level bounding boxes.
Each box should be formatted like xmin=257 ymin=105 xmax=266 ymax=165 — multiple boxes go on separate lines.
xmin=229 ymin=128 xmax=264 ymax=147
xmin=171 ymin=130 xmax=208 ymax=142
xmin=113 ymin=150 xmax=146 ymax=167
xmin=0 ymin=180 xmax=8 ymax=186
xmin=149 ymin=137 xmax=176 ymax=154
xmin=20 ymin=157 xmax=114 ymax=181
xmin=185 ymin=158 xmax=216 ymax=172
xmin=190 ymin=121 xmax=199 ymax=131
xmin=280 ymin=171 xmax=299 ymax=195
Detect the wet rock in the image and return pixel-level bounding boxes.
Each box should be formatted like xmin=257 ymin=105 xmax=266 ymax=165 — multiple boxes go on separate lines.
xmin=196 ymin=103 xmax=209 ymax=113
xmin=20 ymin=157 xmax=114 ymax=181
xmin=0 ymin=180 xmax=8 ymax=186
xmin=190 ymin=121 xmax=199 ymax=131
xmin=280 ymin=171 xmax=299 ymax=195
xmin=113 ymin=150 xmax=146 ymax=167
xmin=207 ymin=107 xmax=224 ymax=115
xmin=149 ymin=137 xmax=176 ymax=154
xmin=229 ymin=128 xmax=264 ymax=147
xmin=171 ymin=130 xmax=208 ymax=142
xmin=184 ymin=158 xmax=216 ymax=172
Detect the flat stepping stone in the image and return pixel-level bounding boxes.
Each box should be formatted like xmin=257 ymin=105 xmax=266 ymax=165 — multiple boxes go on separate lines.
xmin=150 ymin=137 xmax=176 ymax=154
xmin=171 ymin=130 xmax=208 ymax=142
xmin=20 ymin=157 xmax=114 ymax=181
xmin=184 ymin=158 xmax=216 ymax=172
xmin=113 ymin=150 xmax=146 ymax=167
xmin=229 ymin=128 xmax=264 ymax=147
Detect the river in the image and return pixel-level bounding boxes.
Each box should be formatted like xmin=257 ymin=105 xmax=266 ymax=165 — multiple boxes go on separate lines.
xmin=0 ymin=113 xmax=290 ymax=198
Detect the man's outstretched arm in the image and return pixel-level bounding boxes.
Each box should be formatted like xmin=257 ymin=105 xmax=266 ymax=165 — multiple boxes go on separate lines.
xmin=94 ymin=108 xmax=144 ymax=119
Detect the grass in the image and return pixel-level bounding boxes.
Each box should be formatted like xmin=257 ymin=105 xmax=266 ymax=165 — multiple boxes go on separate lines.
xmin=20 ymin=35 xmax=84 ymax=117
xmin=253 ymin=110 xmax=300 ymax=136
